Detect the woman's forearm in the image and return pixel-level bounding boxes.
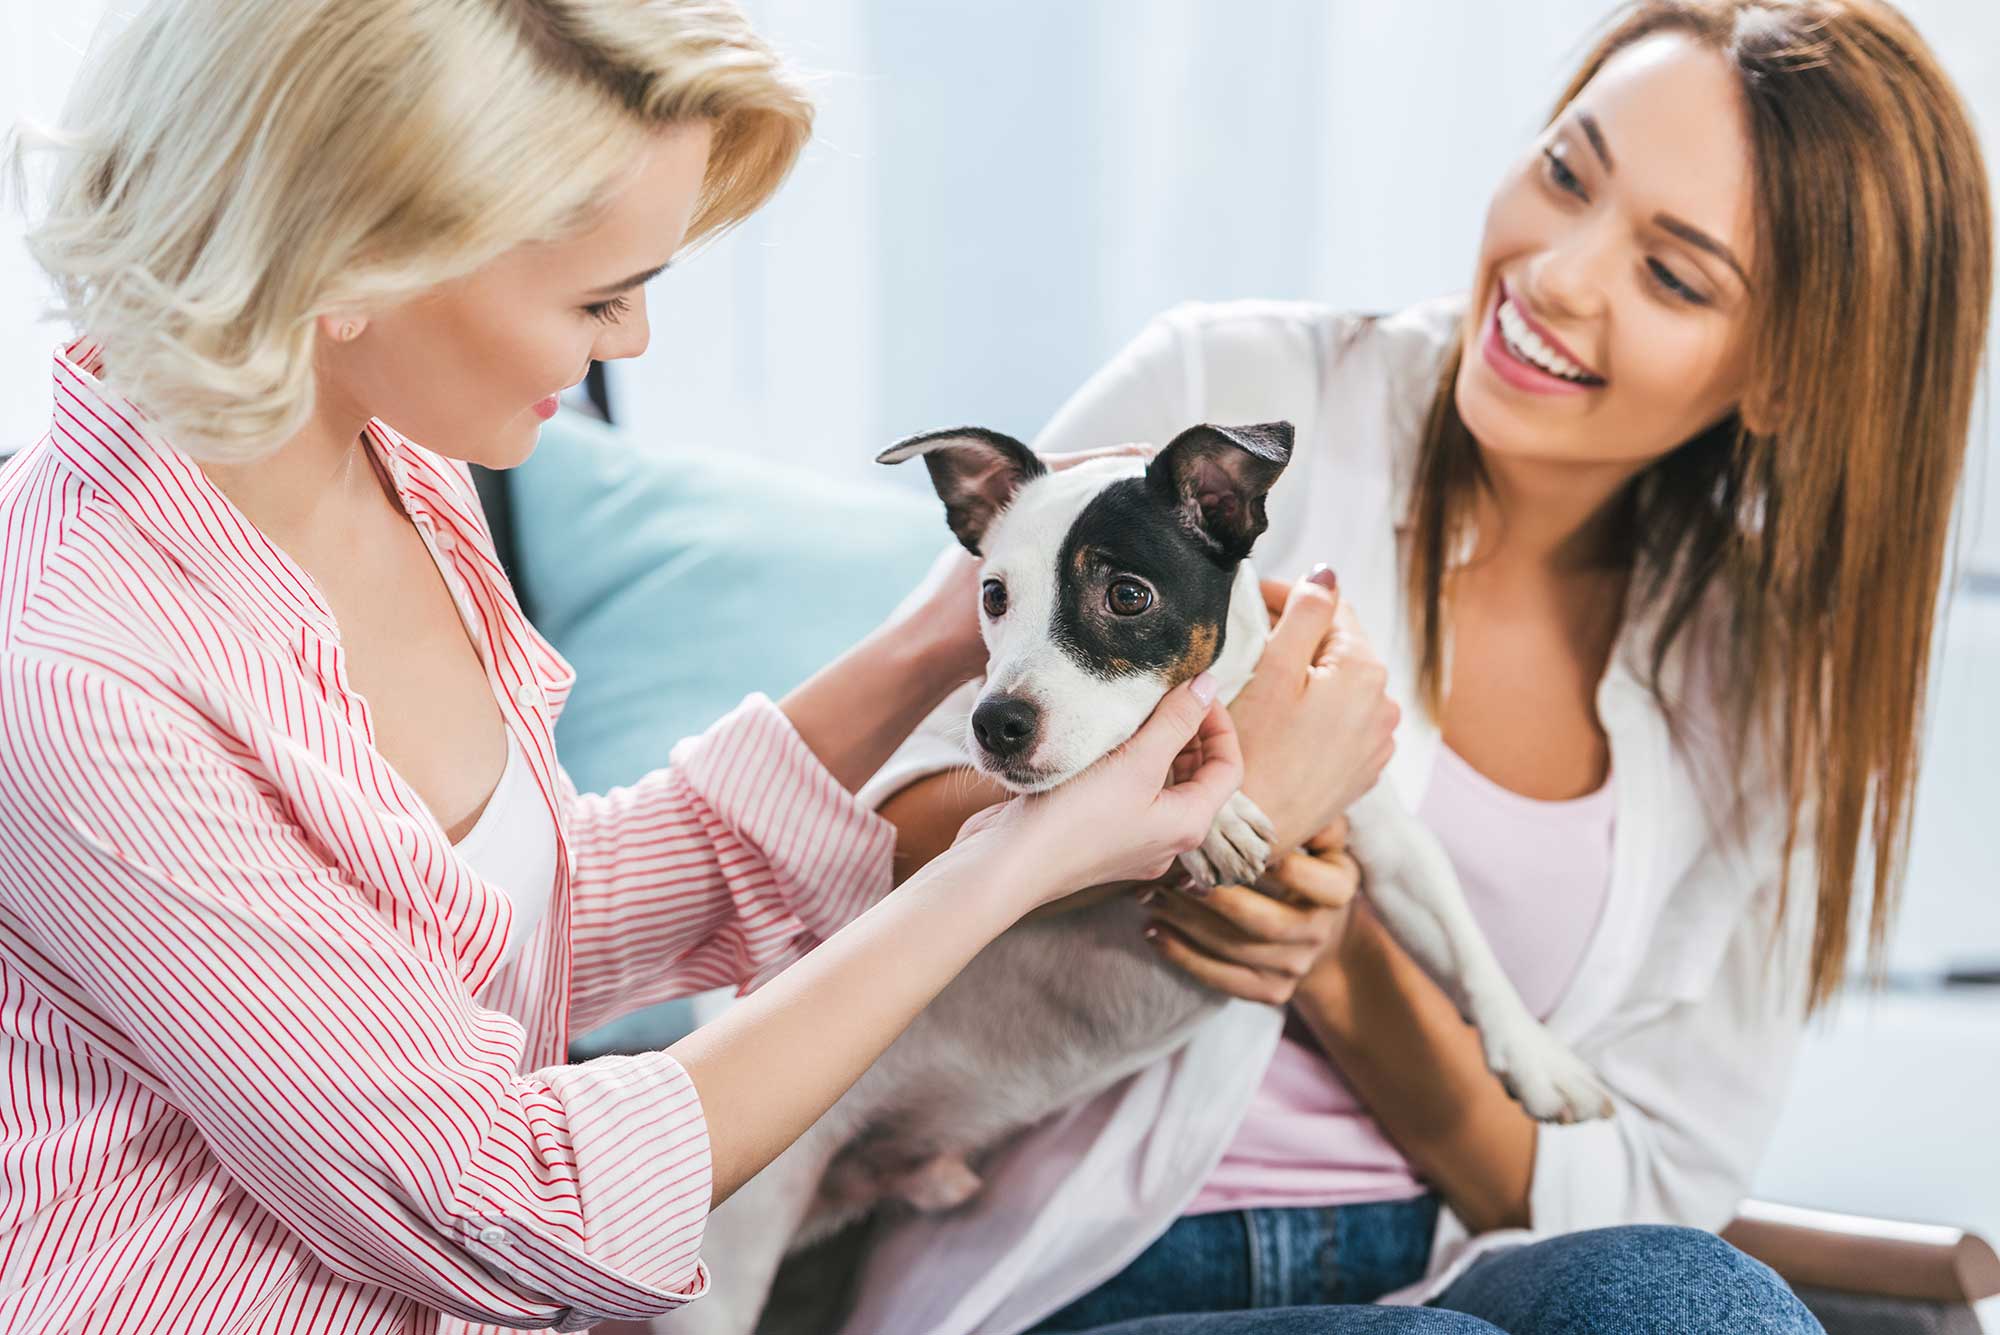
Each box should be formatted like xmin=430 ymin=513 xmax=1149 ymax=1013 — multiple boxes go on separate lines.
xmin=1291 ymin=904 xmax=1538 ymax=1234
xmin=778 ymin=614 xmax=971 ymax=793
xmin=879 ymin=767 xmax=1003 ymax=884
xmin=877 ymin=770 xmax=1132 ymax=919
xmin=668 ymin=836 xmax=1033 ymax=1207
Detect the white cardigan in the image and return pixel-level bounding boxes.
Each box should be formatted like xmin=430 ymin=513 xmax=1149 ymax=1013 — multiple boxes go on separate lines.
xmin=838 ymin=296 xmax=1817 ymax=1332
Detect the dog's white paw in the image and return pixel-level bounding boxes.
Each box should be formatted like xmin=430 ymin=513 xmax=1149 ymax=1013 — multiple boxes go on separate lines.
xmin=1481 ymin=1017 xmax=1614 ymax=1124
xmin=888 ymin=1154 xmax=984 ymax=1212
xmin=1179 ymin=791 xmax=1276 ymax=888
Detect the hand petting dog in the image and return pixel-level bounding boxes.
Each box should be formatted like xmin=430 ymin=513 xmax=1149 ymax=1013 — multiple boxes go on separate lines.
xmin=1142 ymin=813 xmax=1360 ymax=1006
xmin=1144 ymin=570 xmax=1395 ymax=1006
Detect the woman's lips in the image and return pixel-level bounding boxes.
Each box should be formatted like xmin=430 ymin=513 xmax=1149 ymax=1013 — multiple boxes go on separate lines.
xmin=1480 ymin=287 xmax=1604 ymax=398
xmin=532 ymin=394 xmax=560 ymax=421
xmin=1501 ymin=281 xmax=1601 ymax=377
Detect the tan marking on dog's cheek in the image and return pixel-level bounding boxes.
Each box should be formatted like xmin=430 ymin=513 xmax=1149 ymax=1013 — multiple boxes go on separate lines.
xmin=1164 ymin=622 xmax=1221 ymax=686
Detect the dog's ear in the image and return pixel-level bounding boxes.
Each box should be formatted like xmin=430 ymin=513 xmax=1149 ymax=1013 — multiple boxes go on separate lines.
xmin=1146 ymin=421 xmax=1294 ymax=561
xmin=877 ymin=427 xmax=1048 ymax=556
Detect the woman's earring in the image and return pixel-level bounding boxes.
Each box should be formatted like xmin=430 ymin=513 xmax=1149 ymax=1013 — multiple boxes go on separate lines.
xmin=338 ymin=321 xmax=360 ymax=342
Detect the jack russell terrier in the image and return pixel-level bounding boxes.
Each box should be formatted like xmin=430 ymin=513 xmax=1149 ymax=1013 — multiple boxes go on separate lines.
xmin=671 ymin=421 xmax=1610 ymax=1335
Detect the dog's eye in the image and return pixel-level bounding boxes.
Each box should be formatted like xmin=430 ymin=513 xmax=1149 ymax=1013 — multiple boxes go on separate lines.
xmin=1107 ymin=578 xmax=1153 ymax=616
xmin=982 ymin=579 xmax=1009 ymax=618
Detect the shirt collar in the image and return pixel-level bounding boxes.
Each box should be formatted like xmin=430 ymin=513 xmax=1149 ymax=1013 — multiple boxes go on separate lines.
xmin=44 ymin=337 xmax=435 ymax=655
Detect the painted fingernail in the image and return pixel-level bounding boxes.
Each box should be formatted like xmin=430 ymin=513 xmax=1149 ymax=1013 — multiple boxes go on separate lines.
xmin=1189 ymin=671 xmax=1218 ymax=704
xmin=1143 ymin=925 xmax=1162 ymax=944
xmin=1308 ymin=564 xmax=1338 ymax=591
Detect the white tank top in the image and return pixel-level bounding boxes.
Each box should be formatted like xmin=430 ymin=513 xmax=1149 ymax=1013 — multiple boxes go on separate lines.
xmin=451 ymin=729 xmax=558 ymax=964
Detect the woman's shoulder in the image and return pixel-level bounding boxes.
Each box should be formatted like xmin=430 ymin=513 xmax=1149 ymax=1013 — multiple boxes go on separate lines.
xmin=1146 ymin=293 xmax=1466 ymax=403
xmin=0 ymin=441 xmax=269 ymax=728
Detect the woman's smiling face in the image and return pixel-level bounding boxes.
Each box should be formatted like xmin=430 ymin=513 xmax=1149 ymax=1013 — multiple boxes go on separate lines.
xmin=323 ymin=120 xmax=712 ymax=470
xmin=1456 ymin=32 xmax=1761 ymax=470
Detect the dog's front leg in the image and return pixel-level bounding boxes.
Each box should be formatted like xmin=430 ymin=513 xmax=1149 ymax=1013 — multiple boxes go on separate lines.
xmin=1344 ymin=785 xmax=1614 ymax=1124
xmin=1180 ymin=789 xmax=1278 ymax=889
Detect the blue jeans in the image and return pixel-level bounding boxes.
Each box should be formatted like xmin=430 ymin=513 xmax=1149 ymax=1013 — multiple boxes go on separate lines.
xmin=1027 ymin=1199 xmax=1824 ymax=1334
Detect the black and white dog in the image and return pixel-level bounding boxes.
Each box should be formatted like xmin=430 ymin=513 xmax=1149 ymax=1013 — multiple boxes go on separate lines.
xmin=675 ymin=422 xmax=1609 ymax=1335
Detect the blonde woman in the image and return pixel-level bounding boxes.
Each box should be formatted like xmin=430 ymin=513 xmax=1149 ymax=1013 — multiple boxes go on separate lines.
xmin=866 ymin=2 xmax=1993 ymax=1333
xmin=0 ymin=3 xmax=1414 ymax=1331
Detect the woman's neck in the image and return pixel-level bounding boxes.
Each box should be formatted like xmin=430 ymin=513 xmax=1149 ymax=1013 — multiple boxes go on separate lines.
xmin=195 ymin=399 xmax=390 ymax=562
xmin=1464 ymin=448 xmax=1645 ymax=577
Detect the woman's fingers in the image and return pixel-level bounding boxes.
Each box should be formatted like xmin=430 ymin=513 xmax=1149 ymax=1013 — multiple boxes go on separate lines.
xmin=1158 ymin=697 xmax=1243 ymax=819
xmin=1303 ymin=815 xmax=1351 ymax=856
xmin=1161 ymin=877 xmax=1329 ymax=945
xmin=1262 ymin=568 xmax=1342 ymax=673
xmin=1143 ymin=921 xmax=1302 ymax=1006
xmin=1261 ymin=850 xmax=1359 ymax=911
xmin=1259 ymin=578 xmax=1291 ymax=627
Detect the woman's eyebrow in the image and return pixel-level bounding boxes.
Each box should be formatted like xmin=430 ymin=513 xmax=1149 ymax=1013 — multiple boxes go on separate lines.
xmin=584 ymin=259 xmax=672 ymax=298
xmin=1654 ymin=215 xmax=1750 ymax=286
xmin=1578 ymin=111 xmax=1616 ymax=173
xmin=1576 ymin=110 xmax=1749 ymax=287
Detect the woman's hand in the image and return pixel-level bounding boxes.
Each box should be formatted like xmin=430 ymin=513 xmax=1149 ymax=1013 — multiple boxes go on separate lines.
xmin=952 ymin=673 xmax=1243 ymax=911
xmin=1230 ymin=569 xmax=1399 ymax=853
xmin=891 ymin=443 xmax=1156 ymax=687
xmin=1143 ymin=816 xmax=1358 ymax=1005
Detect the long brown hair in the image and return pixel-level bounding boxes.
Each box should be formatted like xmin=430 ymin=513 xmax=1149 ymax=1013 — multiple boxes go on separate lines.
xmin=1407 ymin=0 xmax=1993 ymax=1009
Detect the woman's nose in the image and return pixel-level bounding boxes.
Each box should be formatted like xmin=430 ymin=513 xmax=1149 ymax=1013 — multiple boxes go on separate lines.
xmin=1525 ymin=217 xmax=1619 ymax=322
xmin=594 ymin=294 xmax=653 ymax=362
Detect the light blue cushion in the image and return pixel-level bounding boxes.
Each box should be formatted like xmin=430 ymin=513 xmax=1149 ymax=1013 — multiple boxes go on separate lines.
xmin=507 ymin=411 xmax=946 ymax=1055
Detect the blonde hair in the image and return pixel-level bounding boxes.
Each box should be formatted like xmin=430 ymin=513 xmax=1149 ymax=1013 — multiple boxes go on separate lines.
xmin=6 ymin=0 xmax=813 ymax=462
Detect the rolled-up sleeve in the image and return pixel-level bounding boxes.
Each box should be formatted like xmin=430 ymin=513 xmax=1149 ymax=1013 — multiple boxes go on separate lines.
xmin=0 ymin=661 xmax=720 ymax=1329
xmin=561 ymin=692 xmax=897 ymax=1031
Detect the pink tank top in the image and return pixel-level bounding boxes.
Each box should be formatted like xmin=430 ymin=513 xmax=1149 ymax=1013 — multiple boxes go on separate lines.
xmin=1187 ymin=744 xmax=1615 ymax=1214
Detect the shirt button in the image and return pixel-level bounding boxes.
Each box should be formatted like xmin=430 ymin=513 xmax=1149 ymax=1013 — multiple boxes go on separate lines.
xmin=515 ymin=682 xmax=544 ymax=711
xmin=478 ymin=1225 xmax=510 ymax=1248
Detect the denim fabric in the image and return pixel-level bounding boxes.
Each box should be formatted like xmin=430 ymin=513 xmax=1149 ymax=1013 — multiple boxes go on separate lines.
xmin=1436 ymin=1224 xmax=1826 ymax=1335
xmin=1041 ymin=1310 xmax=1501 ymax=1335
xmin=1031 ymin=1207 xmax=1825 ymax=1335
xmin=1030 ymin=1197 xmax=1441 ymax=1331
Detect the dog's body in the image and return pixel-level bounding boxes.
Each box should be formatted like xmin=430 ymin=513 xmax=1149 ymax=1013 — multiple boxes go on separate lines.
xmin=672 ymin=426 xmax=1608 ymax=1335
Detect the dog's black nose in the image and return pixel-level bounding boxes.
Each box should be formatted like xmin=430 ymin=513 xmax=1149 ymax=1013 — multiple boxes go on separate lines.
xmin=971 ymin=695 xmax=1040 ymax=761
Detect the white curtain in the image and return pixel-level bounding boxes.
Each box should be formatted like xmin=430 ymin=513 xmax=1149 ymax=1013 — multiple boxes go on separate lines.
xmin=618 ymin=0 xmax=2000 ymax=565
xmin=2 ymin=4 xmax=110 ymax=447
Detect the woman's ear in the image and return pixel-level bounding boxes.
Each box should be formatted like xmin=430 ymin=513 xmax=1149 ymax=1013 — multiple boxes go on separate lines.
xmin=1738 ymin=387 xmax=1782 ymax=437
xmin=320 ymin=313 xmax=369 ymax=343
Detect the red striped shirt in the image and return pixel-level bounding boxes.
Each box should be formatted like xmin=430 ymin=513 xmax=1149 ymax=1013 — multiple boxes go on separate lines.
xmin=0 ymin=340 xmax=895 ymax=1332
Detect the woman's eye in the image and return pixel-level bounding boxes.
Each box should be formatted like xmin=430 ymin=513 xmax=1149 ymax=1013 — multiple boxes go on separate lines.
xmin=1542 ymin=145 xmax=1584 ymax=199
xmin=1107 ymin=578 xmax=1153 ymax=616
xmin=982 ymin=579 xmax=1008 ymax=618
xmin=583 ymin=294 xmax=632 ymax=325
xmin=1647 ymin=258 xmax=1708 ymax=305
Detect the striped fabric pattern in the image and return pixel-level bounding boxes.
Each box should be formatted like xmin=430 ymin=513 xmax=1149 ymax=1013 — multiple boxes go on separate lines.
xmin=0 ymin=340 xmax=895 ymax=1332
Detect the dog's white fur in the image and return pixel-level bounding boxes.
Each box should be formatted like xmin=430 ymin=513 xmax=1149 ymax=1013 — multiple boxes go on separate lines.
xmin=665 ymin=457 xmax=1610 ymax=1335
